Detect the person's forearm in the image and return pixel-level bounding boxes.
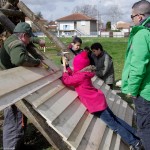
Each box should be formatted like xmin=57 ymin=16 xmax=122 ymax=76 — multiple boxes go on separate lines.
xmin=30 ymin=37 xmax=40 ymax=44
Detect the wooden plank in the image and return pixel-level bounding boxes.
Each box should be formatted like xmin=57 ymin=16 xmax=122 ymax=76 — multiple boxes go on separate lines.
xmin=15 ymin=100 xmax=71 ymax=150
xmin=0 ymin=10 xmax=15 ymax=33
xmin=111 ymin=97 xmax=121 ymax=115
xmin=92 ymin=79 xmax=105 ymax=99
xmin=113 ymin=101 xmax=127 ymax=150
xmin=0 ymin=66 xmax=52 ymax=97
xmin=99 ymin=95 xmax=128 ymax=150
xmin=52 ymin=99 xmax=87 ymax=140
xmin=31 ymin=88 xmax=78 ymax=123
xmin=67 ymin=112 xmax=94 ymax=149
xmin=124 ymin=106 xmax=134 ymax=126
xmin=92 ymin=77 xmax=104 ymax=89
xmin=100 ymin=98 xmax=121 ymax=150
xmin=92 ymin=77 xmax=110 ymax=96
xmin=102 ymin=128 xmax=114 ymax=150
xmin=106 ymin=91 xmax=115 ymax=108
xmin=0 ymin=8 xmax=24 ymax=17
xmin=76 ymin=89 xmax=116 ymax=150
xmin=0 ymin=68 xmax=62 ymax=111
xmin=32 ymin=84 xmax=65 ymax=108
xmin=2 ymin=0 xmax=18 ymax=9
xmin=42 ymin=58 xmax=60 ymax=72
xmin=91 ymin=76 xmax=97 ymax=82
xmin=25 ymin=79 xmax=63 ymax=104
xmin=100 ymin=84 xmax=110 ymax=96
xmin=77 ymin=117 xmax=106 ymax=150
xmin=118 ymin=101 xmax=127 ymax=119
xmin=113 ymin=134 xmax=121 ymax=150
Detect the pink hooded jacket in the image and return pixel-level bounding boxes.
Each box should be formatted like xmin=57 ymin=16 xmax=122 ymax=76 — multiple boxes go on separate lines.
xmin=62 ymin=51 xmax=108 ymax=113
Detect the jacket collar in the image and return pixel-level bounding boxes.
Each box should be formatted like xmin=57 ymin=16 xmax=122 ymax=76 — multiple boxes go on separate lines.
xmin=126 ymin=17 xmax=150 ymax=57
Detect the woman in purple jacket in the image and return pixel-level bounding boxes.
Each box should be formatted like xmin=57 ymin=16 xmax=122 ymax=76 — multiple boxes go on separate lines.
xmin=62 ymin=51 xmax=142 ymax=150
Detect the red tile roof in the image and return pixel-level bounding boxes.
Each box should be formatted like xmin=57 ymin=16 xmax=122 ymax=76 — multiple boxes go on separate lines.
xmin=56 ymin=13 xmax=96 ymax=21
xmin=48 ymin=21 xmax=57 ymax=25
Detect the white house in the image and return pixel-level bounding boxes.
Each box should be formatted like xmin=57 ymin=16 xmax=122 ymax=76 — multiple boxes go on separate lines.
xmin=56 ymin=13 xmax=97 ymax=37
xmin=116 ymin=21 xmax=131 ymax=33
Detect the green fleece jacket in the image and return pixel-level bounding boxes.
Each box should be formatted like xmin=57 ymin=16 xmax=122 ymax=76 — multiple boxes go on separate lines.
xmin=121 ymin=17 xmax=150 ymax=101
xmin=0 ymin=34 xmax=41 ymax=69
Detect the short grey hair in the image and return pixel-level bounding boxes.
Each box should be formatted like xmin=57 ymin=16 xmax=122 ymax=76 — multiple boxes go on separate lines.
xmin=14 ymin=32 xmax=26 ymax=38
xmin=132 ymin=0 xmax=150 ymax=17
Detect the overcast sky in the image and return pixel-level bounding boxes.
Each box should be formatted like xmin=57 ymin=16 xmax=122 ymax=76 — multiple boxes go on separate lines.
xmin=21 ymin=0 xmax=141 ymax=23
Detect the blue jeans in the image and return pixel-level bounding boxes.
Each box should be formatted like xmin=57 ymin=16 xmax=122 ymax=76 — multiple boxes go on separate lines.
xmin=94 ymin=107 xmax=140 ymax=146
xmin=133 ymin=96 xmax=150 ymax=150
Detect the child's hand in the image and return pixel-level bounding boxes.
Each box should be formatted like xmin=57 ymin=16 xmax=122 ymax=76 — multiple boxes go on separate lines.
xmin=38 ymin=39 xmax=45 ymax=47
xmin=62 ymin=56 xmax=67 ymax=72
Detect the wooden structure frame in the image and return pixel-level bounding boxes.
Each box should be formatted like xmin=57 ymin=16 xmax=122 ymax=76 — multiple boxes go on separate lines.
xmin=0 ymin=1 xmax=133 ymax=150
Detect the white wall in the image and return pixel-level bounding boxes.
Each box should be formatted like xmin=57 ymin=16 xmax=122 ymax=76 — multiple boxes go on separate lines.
xmin=113 ymin=32 xmax=124 ymax=37
xmin=76 ymin=21 xmax=90 ymax=35
xmin=59 ymin=22 xmax=74 ymax=30
xmin=101 ymin=32 xmax=109 ymax=37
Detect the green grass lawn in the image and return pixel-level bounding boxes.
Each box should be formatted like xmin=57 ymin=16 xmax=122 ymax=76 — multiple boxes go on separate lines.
xmin=41 ymin=37 xmax=128 ymax=81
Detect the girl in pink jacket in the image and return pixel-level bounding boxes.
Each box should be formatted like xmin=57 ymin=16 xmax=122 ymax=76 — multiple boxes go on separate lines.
xmin=62 ymin=51 xmax=142 ymax=150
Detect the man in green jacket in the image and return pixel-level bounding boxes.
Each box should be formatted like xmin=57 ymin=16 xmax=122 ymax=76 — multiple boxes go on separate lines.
xmin=0 ymin=22 xmax=45 ymax=150
xmin=121 ymin=1 xmax=150 ymax=149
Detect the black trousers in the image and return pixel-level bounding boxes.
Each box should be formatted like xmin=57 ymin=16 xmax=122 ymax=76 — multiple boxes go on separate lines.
xmin=133 ymin=96 xmax=150 ymax=150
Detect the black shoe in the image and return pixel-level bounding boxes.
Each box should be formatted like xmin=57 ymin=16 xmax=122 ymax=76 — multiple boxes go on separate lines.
xmin=130 ymin=141 xmax=144 ymax=150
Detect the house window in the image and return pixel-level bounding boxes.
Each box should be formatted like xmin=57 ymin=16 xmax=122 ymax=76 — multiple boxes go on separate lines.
xmin=63 ymin=25 xmax=70 ymax=30
xmin=81 ymin=21 xmax=86 ymax=26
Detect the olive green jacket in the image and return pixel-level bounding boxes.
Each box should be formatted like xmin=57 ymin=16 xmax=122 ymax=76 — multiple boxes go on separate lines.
xmin=121 ymin=17 xmax=150 ymax=100
xmin=0 ymin=34 xmax=41 ymax=69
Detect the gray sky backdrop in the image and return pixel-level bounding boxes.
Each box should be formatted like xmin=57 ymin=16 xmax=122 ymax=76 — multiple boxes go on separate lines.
xmin=21 ymin=0 xmax=142 ymax=23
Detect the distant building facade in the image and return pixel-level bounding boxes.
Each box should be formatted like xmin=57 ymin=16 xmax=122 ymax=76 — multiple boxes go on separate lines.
xmin=48 ymin=21 xmax=57 ymax=32
xmin=56 ymin=13 xmax=97 ymax=37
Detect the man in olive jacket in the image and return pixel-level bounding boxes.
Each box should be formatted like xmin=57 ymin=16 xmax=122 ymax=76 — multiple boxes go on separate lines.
xmin=0 ymin=22 xmax=45 ymax=150
xmin=121 ymin=1 xmax=150 ymax=149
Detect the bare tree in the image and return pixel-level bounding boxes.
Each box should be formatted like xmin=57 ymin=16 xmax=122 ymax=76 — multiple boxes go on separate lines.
xmin=107 ymin=5 xmax=123 ymax=23
xmin=36 ymin=11 xmax=43 ymax=19
xmin=72 ymin=4 xmax=98 ymax=18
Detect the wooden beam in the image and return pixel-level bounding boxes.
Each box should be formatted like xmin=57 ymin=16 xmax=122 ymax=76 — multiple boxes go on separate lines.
xmin=0 ymin=8 xmax=24 ymax=17
xmin=17 ymin=2 xmax=66 ymax=51
xmin=0 ymin=10 xmax=15 ymax=33
xmin=15 ymin=99 xmax=71 ymax=150
xmin=2 ymin=0 xmax=19 ymax=9
xmin=2 ymin=2 xmax=12 ymax=9
xmin=0 ymin=66 xmax=61 ymax=111
xmin=17 ymin=1 xmax=74 ymax=60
